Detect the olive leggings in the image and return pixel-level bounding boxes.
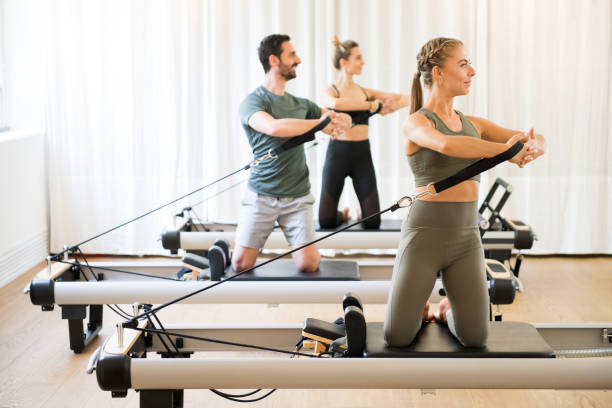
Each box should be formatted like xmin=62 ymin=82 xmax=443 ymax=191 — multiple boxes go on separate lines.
xmin=384 ymin=200 xmax=489 ymax=348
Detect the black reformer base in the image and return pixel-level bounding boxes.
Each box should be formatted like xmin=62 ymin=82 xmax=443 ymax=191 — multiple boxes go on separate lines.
xmin=302 ymin=293 xmax=553 ymax=359
xmin=363 ymin=321 xmax=553 ymax=358
xmin=220 ymin=260 xmax=360 ymax=281
xmin=181 ymin=243 xmax=361 ymax=281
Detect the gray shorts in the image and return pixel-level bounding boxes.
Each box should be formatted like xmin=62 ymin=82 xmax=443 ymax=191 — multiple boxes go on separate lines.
xmin=235 ymin=188 xmax=317 ymax=249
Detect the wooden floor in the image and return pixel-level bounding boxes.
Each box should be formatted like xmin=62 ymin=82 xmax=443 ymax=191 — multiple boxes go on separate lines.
xmin=1 ymin=255 xmax=611 ymax=408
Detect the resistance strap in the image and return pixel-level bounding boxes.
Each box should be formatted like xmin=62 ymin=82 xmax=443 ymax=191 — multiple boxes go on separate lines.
xmin=271 ymin=116 xmax=330 ymax=155
xmin=331 ymin=103 xmax=383 ymax=127
xmin=431 ymin=142 xmax=524 ymax=193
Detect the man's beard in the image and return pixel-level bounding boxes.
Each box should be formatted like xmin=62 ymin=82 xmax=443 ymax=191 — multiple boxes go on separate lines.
xmin=279 ymin=62 xmax=297 ymax=80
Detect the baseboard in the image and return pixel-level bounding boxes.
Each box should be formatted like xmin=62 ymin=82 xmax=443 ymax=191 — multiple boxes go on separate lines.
xmin=0 ymin=229 xmax=48 ymax=288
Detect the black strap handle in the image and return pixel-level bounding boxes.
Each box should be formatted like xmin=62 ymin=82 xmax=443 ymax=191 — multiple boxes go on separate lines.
xmin=271 ymin=116 xmax=331 ymax=156
xmin=333 ymin=103 xmax=383 ymax=127
xmin=432 ymin=142 xmax=524 ymax=194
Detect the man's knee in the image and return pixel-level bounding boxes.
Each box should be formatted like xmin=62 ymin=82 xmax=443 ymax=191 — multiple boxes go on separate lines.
xmin=231 ymin=248 xmax=257 ymax=272
xmin=294 ymin=249 xmax=320 ymax=273
xmin=295 ymin=258 xmax=319 ymax=273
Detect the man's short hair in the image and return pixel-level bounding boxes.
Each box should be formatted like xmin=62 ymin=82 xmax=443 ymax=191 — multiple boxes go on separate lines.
xmin=258 ymin=34 xmax=291 ymax=73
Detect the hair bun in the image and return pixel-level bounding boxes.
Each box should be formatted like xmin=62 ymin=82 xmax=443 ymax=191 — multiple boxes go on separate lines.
xmin=332 ymin=35 xmax=341 ymax=47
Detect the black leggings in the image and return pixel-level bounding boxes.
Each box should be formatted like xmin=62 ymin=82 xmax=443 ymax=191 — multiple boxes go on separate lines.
xmin=319 ymin=139 xmax=381 ymax=229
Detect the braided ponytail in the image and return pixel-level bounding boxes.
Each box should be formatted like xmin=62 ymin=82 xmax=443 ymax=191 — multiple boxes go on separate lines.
xmin=410 ymin=38 xmax=463 ymax=113
xmin=410 ymin=71 xmax=423 ymax=114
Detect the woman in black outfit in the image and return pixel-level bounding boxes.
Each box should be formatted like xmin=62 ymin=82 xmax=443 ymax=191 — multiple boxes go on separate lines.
xmin=319 ymin=36 xmax=409 ymax=229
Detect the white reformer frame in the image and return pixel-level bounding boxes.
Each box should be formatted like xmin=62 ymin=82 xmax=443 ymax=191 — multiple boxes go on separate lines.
xmin=92 ymin=322 xmax=612 ymax=391
xmin=29 ymin=257 xmax=517 ymax=306
xmin=169 ymin=228 xmax=521 ymax=251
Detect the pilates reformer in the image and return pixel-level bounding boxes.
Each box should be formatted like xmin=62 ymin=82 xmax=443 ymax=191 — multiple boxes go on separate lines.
xmin=26 ymin=250 xmax=517 ymax=353
xmin=34 ymin=140 xmax=611 ymax=406
xmin=88 ymin=293 xmax=612 ymax=408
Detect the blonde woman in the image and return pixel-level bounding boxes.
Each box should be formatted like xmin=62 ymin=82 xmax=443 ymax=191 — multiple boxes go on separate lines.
xmin=384 ymin=38 xmax=545 ymax=347
xmin=319 ymin=36 xmax=409 ymax=229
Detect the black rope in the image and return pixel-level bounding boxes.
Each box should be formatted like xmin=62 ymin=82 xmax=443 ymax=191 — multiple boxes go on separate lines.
xmin=134 ymin=327 xmax=318 ymax=358
xmin=183 ymin=178 xmax=248 ymax=210
xmin=149 ymin=309 xmax=180 ymax=353
xmin=186 ymin=209 xmax=205 ymax=232
xmin=210 ymin=388 xmax=277 ymax=403
xmin=210 ymin=389 xmax=263 ymax=398
xmin=56 ymin=259 xmax=181 ymax=281
xmin=73 ymin=248 xmax=138 ymax=320
xmin=142 ymin=308 xmax=179 ymax=354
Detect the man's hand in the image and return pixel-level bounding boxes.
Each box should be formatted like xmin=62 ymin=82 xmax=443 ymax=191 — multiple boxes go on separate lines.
xmin=323 ymin=111 xmax=351 ymax=139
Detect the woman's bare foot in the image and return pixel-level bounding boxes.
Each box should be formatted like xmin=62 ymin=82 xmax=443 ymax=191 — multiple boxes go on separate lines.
xmin=341 ymin=207 xmax=350 ymax=223
xmin=422 ymin=301 xmax=434 ymax=322
xmin=434 ymin=298 xmax=451 ymax=324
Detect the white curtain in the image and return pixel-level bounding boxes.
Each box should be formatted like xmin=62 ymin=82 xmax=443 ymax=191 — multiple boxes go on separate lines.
xmin=40 ymin=0 xmax=611 ymax=254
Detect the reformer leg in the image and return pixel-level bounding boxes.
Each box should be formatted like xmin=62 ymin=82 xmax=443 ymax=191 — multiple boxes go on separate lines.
xmin=62 ymin=304 xmax=103 ymax=353
xmin=87 ymin=304 xmax=104 ymax=344
xmin=139 ymin=389 xmax=184 ymax=408
xmin=63 ymin=305 xmax=86 ymax=353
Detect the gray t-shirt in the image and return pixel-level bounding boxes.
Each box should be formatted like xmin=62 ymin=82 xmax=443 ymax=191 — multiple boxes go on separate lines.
xmin=240 ymin=86 xmax=322 ymax=197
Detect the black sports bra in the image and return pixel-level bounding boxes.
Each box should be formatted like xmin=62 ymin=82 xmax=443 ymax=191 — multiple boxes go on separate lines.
xmin=330 ymin=84 xmax=379 ymax=126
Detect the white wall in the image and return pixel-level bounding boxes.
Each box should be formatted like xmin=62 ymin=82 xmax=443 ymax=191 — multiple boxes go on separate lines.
xmin=0 ymin=0 xmax=48 ymax=286
xmin=0 ymin=131 xmax=48 ymax=287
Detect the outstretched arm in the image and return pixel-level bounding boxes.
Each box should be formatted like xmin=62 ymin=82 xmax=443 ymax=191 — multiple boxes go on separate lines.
xmin=364 ymin=88 xmax=409 ymax=115
xmin=403 ymin=113 xmax=530 ymax=165
xmin=468 ymin=116 xmax=547 ymax=166
xmin=248 ymin=111 xmax=326 ymax=137
xmin=249 ymin=109 xmax=351 ymax=139
xmin=321 ymin=86 xmax=376 ymax=111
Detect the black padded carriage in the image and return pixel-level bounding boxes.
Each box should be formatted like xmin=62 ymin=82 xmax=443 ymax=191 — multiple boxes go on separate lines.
xmin=364 ymin=321 xmax=554 ymax=358
xmin=222 ymin=260 xmax=360 ymax=281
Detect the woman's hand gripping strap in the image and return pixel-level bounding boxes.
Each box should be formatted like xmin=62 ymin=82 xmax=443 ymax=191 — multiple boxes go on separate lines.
xmin=431 ymin=142 xmax=524 ymax=194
